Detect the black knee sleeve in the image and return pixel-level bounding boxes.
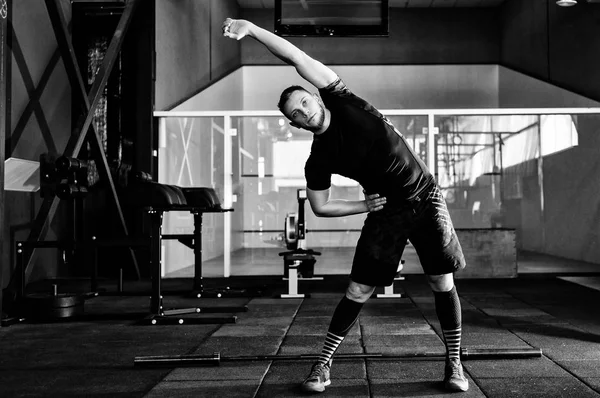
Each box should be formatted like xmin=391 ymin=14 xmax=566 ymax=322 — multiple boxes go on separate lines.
xmin=433 ymin=286 xmax=461 ymax=330
xmin=328 ymin=296 xmax=364 ymax=336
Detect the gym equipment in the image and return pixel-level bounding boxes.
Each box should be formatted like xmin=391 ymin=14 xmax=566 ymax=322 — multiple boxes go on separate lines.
xmin=4 ymin=155 xmax=96 ymax=324
xmin=279 ymin=189 xmax=323 ymax=298
xmin=283 ymin=188 xmax=309 ymax=252
xmin=2 ymin=0 xmax=143 ymax=327
xmin=13 ymin=241 xmax=98 ymax=322
xmin=94 ymin=179 xmax=248 ymax=325
xmin=22 ymin=284 xmax=97 ymax=320
xmin=377 ymin=259 xmax=405 ymax=298
xmin=284 ymin=213 xmax=298 ymax=250
xmin=134 ymin=347 xmax=543 ymax=367
xmin=279 ymin=250 xmax=323 ymax=298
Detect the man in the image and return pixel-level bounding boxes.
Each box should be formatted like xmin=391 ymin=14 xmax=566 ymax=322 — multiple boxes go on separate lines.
xmin=222 ymin=18 xmax=469 ymax=394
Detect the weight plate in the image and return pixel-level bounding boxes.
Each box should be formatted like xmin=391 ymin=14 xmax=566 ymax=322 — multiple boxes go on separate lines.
xmin=27 ymin=303 xmax=84 ymax=320
xmin=285 ymin=214 xmax=298 ymax=241
xmin=24 ymin=293 xmax=85 ymax=308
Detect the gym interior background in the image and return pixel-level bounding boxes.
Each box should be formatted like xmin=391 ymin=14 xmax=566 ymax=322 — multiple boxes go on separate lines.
xmin=1 ymin=0 xmax=600 ymax=396
xmin=3 ymin=0 xmax=599 ymax=285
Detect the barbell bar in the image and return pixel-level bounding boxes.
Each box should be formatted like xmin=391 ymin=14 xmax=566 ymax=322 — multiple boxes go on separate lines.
xmin=134 ymin=347 xmax=542 ymax=368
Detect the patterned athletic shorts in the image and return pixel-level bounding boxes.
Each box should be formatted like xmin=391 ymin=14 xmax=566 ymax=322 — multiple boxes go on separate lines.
xmin=351 ymin=184 xmax=466 ymax=287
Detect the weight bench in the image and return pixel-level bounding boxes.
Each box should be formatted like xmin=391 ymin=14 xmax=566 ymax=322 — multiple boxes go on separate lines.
xmin=279 ymin=249 xmax=323 ymax=298
xmin=376 ymin=259 xmax=405 ymax=298
xmin=120 ymin=178 xmax=247 ymax=325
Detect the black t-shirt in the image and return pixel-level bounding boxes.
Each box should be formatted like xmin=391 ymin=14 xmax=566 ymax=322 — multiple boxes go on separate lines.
xmin=304 ymin=78 xmax=434 ymax=201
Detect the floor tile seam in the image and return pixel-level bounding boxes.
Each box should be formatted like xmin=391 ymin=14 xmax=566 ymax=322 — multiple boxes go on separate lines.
xmin=254 ymin=298 xmax=303 ymax=397
xmin=258 ymin=377 xmax=371 ymax=384
xmin=165 ymin=302 xmax=283 ymax=388
xmin=509 ymin=328 xmax=600 ymax=348
xmin=162 ymin=377 xmax=265 ymax=382
xmin=269 ymin=299 xmax=305 ymax=352
xmin=460 ymin=294 xmax=555 ymax=357
xmin=464 ymin=375 xmax=584 ymax=380
xmin=397 ymin=294 xmax=448 ymax=353
xmin=503 ymin=288 xmax=586 ymax=320
xmin=366 ymin=377 xmax=444 ymax=382
xmin=505 ymin=335 xmax=600 ymax=396
xmin=150 ymin=379 xmax=262 ymax=386
xmin=476 ymin=374 xmax=600 ymax=397
xmin=524 ymin=314 xmax=600 ymax=334
xmin=410 ymin=292 xmax=488 ymax=396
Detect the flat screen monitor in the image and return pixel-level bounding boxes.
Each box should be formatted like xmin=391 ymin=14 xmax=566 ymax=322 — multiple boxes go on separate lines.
xmin=275 ymin=0 xmax=389 ymax=37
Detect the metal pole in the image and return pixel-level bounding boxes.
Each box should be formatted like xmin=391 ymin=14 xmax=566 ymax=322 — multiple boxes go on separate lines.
xmin=134 ymin=347 xmax=543 ymax=368
xmin=223 ymin=116 xmax=232 ymax=277
xmin=192 ymin=212 xmax=204 ymax=293
xmin=0 ymin=0 xmax=10 ymax=327
xmin=427 ymin=113 xmax=436 ymax=175
xmin=149 ymin=211 xmax=163 ymax=315
xmin=537 ymin=115 xmax=545 ymax=249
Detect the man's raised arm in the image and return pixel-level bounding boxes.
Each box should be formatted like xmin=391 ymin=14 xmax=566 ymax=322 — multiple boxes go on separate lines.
xmin=222 ymin=18 xmax=337 ymax=89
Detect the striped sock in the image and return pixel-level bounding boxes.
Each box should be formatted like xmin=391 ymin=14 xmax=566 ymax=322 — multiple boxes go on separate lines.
xmin=317 ymin=332 xmax=344 ymax=366
xmin=433 ymin=286 xmax=463 ymax=361
xmin=442 ymin=327 xmax=462 ymax=361
xmin=316 ymin=296 xmax=364 ymax=366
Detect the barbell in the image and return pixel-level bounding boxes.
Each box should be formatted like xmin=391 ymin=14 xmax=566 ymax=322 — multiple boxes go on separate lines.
xmin=134 ymin=347 xmax=542 ymax=368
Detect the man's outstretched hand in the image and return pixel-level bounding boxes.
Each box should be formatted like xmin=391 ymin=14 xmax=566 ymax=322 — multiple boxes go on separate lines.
xmin=222 ymin=18 xmax=251 ymax=40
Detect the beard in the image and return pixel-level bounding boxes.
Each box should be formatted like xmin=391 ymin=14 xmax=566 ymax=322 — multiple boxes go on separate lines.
xmin=304 ymin=103 xmax=325 ymax=133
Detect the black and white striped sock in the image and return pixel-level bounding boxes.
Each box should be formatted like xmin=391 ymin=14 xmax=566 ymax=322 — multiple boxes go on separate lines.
xmin=433 ymin=286 xmax=463 ymax=361
xmin=317 ymin=296 xmax=364 ymax=366
xmin=317 ymin=332 xmax=345 ymax=366
xmin=442 ymin=327 xmax=462 ymax=361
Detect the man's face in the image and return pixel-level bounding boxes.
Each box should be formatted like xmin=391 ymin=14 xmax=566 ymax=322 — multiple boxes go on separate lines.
xmin=282 ymin=90 xmax=325 ymax=132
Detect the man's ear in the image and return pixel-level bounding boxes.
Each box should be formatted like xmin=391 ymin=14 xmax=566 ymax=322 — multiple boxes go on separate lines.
xmin=313 ymin=93 xmax=322 ymax=104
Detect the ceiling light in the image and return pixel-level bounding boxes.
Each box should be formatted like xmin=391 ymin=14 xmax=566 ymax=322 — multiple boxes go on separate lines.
xmin=556 ymin=0 xmax=577 ymax=6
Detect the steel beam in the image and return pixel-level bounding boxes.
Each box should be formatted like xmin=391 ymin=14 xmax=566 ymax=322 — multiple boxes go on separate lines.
xmin=16 ymin=0 xmax=142 ymax=287
xmin=0 ymin=0 xmax=11 ymax=326
xmin=7 ymin=23 xmax=57 ymax=154
xmin=134 ymin=347 xmax=543 ymax=368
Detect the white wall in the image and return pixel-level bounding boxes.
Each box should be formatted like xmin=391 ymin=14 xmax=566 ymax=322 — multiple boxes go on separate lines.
xmin=242 ymin=65 xmax=500 ymax=110
xmin=173 ymin=68 xmax=244 ymax=111
xmin=175 ymin=64 xmax=600 ymax=111
xmin=176 ymin=64 xmax=501 ymax=111
xmin=498 ymin=66 xmax=600 ymax=108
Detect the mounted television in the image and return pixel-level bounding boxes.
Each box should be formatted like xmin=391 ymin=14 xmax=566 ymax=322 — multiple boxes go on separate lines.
xmin=275 ymin=0 xmax=389 ymax=37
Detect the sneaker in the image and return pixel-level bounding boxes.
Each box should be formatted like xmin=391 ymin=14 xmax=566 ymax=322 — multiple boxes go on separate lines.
xmin=444 ymin=357 xmax=469 ymax=392
xmin=301 ymin=362 xmax=331 ymax=393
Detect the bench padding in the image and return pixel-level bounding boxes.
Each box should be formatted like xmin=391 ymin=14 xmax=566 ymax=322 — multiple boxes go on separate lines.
xmin=128 ymin=179 xmax=223 ymax=210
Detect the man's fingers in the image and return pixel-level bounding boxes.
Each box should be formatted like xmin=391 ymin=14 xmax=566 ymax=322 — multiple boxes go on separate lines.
xmin=222 ymin=18 xmax=235 ymax=35
xmin=364 ymin=192 xmax=386 ymax=212
xmin=367 ymin=196 xmax=386 ymax=212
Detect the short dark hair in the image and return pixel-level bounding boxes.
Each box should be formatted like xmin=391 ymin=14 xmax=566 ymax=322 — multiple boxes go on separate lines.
xmin=277 ymin=85 xmax=311 ymax=115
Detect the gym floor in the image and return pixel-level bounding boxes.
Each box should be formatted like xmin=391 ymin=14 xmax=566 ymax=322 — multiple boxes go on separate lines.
xmin=2 ymin=252 xmax=600 ymax=397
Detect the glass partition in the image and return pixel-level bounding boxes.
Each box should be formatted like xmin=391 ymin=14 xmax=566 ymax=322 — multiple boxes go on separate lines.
xmin=156 ymin=109 xmax=600 ymax=278
xmin=157 ymin=117 xmax=225 ymax=278
xmin=434 ymin=114 xmax=541 ymax=229
xmin=433 ymin=113 xmax=584 ymax=236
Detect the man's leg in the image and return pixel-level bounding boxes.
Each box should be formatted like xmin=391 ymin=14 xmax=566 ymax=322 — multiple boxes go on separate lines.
xmin=301 ymin=281 xmax=375 ymax=393
xmin=426 ymin=273 xmax=469 ymax=392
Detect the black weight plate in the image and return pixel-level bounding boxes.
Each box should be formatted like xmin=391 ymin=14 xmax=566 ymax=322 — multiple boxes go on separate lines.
xmin=27 ymin=303 xmax=85 ymax=320
xmin=24 ymin=293 xmax=84 ymax=308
